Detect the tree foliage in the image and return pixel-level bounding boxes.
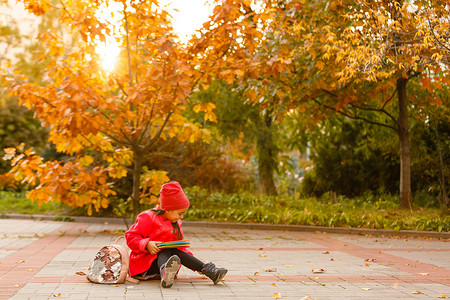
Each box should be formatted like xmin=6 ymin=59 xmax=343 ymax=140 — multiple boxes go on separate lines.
xmin=1 ymin=0 xmax=221 ymax=218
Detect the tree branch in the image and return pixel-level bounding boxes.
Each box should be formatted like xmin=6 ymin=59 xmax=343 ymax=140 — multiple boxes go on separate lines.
xmin=144 ymin=110 xmax=174 ymax=152
xmin=311 ymin=97 xmax=398 ymax=132
xmin=426 ymin=8 xmax=450 ymax=53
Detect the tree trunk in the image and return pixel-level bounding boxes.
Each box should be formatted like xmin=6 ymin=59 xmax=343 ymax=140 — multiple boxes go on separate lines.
xmin=132 ymin=152 xmax=142 ymax=220
xmin=258 ymin=152 xmax=277 ymax=195
xmin=255 ymin=114 xmax=278 ymax=195
xmin=397 ymin=77 xmax=412 ymax=208
xmin=433 ymin=121 xmax=449 ymax=208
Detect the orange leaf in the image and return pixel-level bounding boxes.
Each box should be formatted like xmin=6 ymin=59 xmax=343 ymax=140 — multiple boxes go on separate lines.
xmin=273 ymin=293 xmax=282 ymax=299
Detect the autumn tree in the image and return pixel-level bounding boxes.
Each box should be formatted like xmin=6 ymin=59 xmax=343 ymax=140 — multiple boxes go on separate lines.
xmin=300 ymin=1 xmax=449 ymax=208
xmin=1 ymin=0 xmax=217 ymax=219
xmin=200 ymin=0 xmax=449 ymax=207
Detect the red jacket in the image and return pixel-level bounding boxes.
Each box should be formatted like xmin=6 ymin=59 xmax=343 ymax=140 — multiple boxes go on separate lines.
xmin=125 ymin=209 xmax=192 ymax=277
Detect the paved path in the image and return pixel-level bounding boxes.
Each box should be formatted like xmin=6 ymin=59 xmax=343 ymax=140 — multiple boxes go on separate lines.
xmin=0 ymin=218 xmax=448 ymax=299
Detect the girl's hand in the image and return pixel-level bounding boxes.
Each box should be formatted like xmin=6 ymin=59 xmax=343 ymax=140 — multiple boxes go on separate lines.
xmin=147 ymin=241 xmax=161 ymax=254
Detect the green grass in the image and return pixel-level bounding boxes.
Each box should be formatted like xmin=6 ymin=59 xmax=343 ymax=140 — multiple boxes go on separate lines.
xmin=0 ymin=191 xmax=71 ymax=216
xmin=184 ymin=187 xmax=450 ymax=232
xmin=1 ymin=189 xmax=448 ymax=232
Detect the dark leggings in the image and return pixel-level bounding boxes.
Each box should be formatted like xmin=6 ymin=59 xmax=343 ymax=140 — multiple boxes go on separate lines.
xmin=147 ymin=248 xmax=205 ymax=276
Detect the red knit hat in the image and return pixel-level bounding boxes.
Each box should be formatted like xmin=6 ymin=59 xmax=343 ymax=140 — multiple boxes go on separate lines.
xmin=160 ymin=181 xmax=190 ymax=211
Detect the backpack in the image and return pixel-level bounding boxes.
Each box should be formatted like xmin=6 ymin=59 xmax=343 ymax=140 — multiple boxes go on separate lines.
xmin=87 ymin=236 xmax=130 ymax=284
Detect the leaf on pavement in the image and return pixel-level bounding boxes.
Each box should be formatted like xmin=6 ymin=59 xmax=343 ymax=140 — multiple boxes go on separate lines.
xmin=273 ymin=293 xmax=282 ymax=299
xmin=312 ymin=268 xmax=325 ymax=273
xmin=264 ymin=268 xmax=277 ymax=272
xmin=412 ymin=290 xmax=423 ymax=294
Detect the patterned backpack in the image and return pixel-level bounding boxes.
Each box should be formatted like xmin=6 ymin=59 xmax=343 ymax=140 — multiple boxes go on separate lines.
xmin=87 ymin=236 xmax=130 ymax=284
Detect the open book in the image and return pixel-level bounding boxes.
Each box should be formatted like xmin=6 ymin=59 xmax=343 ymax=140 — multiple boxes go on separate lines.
xmin=156 ymin=240 xmax=190 ymax=249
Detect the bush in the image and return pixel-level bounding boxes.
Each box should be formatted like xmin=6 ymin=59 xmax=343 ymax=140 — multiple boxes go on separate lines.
xmin=148 ymin=139 xmax=253 ymax=193
xmin=0 ymin=98 xmax=48 ymax=175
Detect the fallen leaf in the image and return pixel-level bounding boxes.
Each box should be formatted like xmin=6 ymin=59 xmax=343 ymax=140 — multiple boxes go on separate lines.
xmin=259 ymin=253 xmax=267 ymax=257
xmin=14 ymin=284 xmax=21 ymax=287
xmin=284 ymin=265 xmax=292 ymax=268
xmin=361 ymin=288 xmax=372 ymax=291
xmin=75 ymin=272 xmax=86 ymax=276
xmin=438 ymin=294 xmax=447 ymax=298
xmin=264 ymin=268 xmax=277 ymax=272
xmin=113 ymin=284 xmax=119 ymax=287
xmin=312 ymin=268 xmax=325 ymax=273
xmin=322 ymin=251 xmax=330 ymax=254
xmin=126 ymin=286 xmax=134 ymax=290
xmin=254 ymin=272 xmax=259 ymax=276
xmin=412 ymin=290 xmax=423 ymax=294
xmin=271 ymin=283 xmax=278 ymax=286
xmin=273 ymin=292 xmax=282 ymax=299
xmin=365 ymin=263 xmax=370 ymax=267
xmin=418 ymin=273 xmax=428 ymax=276
xmin=52 ymin=293 xmax=61 ymax=297
xmin=330 ymin=258 xmax=334 ymax=261
xmin=300 ymin=296 xmax=312 ymax=300
xmin=258 ymin=248 xmax=264 ymax=250
xmin=27 ymin=269 xmax=34 ymax=272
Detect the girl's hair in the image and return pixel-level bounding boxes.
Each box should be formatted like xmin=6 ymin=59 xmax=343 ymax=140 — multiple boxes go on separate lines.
xmin=151 ymin=208 xmax=183 ymax=240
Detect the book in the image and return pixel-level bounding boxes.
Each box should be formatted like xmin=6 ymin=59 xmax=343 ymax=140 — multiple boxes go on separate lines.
xmin=156 ymin=240 xmax=191 ymax=249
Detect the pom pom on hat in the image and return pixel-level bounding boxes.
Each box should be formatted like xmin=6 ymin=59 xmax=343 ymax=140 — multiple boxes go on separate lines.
xmin=160 ymin=181 xmax=190 ymax=211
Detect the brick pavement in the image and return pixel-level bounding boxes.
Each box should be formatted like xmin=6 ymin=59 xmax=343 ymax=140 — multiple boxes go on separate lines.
xmin=0 ymin=218 xmax=448 ymax=299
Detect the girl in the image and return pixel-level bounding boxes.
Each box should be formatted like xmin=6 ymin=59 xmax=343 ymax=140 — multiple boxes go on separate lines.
xmin=125 ymin=181 xmax=228 ymax=288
